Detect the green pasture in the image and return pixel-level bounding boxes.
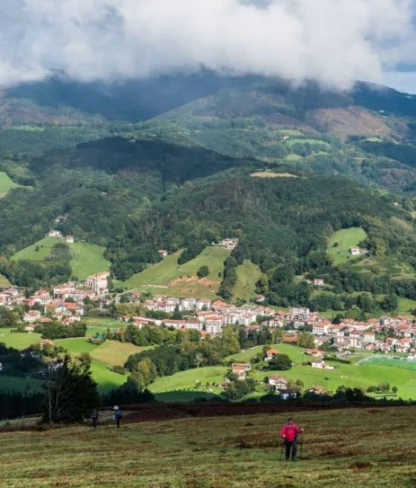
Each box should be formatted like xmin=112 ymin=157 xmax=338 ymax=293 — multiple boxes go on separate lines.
xmin=328 ymin=228 xmax=368 ymax=264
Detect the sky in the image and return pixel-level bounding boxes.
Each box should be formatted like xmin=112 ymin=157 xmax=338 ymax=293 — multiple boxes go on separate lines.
xmin=1 ymin=0 xmax=416 ymax=92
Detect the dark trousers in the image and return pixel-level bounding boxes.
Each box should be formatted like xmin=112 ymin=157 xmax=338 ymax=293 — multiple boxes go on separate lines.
xmin=92 ymin=418 xmax=98 ymax=428
xmin=116 ymin=417 xmax=121 ymax=428
xmin=285 ymin=439 xmax=297 ymax=460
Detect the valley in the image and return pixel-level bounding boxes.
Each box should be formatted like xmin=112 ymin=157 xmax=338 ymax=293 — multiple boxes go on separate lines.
xmin=0 ymin=74 xmax=416 ymax=424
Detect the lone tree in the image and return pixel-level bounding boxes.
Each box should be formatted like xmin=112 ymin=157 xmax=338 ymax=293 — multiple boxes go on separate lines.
xmin=197 ymin=266 xmax=209 ymax=278
xmin=43 ymin=354 xmax=100 ymax=424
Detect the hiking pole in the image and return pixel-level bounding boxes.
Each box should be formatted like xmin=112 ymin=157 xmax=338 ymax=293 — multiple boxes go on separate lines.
xmin=279 ymin=442 xmax=284 ymax=461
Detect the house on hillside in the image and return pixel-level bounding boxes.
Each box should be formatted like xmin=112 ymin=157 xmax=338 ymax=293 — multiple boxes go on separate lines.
xmin=313 ymin=279 xmax=325 ymax=287
xmin=307 ymin=386 xmax=327 ymax=395
xmin=158 ymin=250 xmax=168 ymax=258
xmin=268 ymin=375 xmax=288 ymax=390
xmin=265 ymin=348 xmax=280 ymax=361
xmin=349 ymin=247 xmax=361 ymax=256
xmin=231 ymin=363 xmax=251 ymax=381
xmin=65 ymin=235 xmax=74 ymax=244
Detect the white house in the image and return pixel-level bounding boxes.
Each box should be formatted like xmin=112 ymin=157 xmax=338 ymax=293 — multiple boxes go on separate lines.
xmin=65 ymin=235 xmax=74 ymax=244
xmin=195 ymin=299 xmax=212 ymax=311
xmin=158 ymin=250 xmax=168 ymax=258
xmin=48 ymin=230 xmax=62 ymax=238
xmin=205 ymin=323 xmax=222 ymax=335
xmin=312 ymin=322 xmax=331 ymax=336
xmin=313 ymin=279 xmax=325 ymax=287
xmin=180 ymin=298 xmax=196 ymax=311
xmin=349 ymin=248 xmax=361 ymax=256
xmin=23 ymin=310 xmax=41 ymax=323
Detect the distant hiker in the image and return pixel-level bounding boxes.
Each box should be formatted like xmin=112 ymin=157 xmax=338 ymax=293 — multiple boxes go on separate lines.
xmin=113 ymin=406 xmax=122 ymax=428
xmin=281 ymin=417 xmax=304 ymax=461
xmin=91 ymin=409 xmax=99 ymax=428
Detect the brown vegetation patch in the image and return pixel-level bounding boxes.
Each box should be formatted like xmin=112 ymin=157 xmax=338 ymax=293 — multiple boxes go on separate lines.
xmin=169 ymin=276 xmax=219 ymax=288
xmin=307 ymin=106 xmax=404 ymax=141
xmin=251 ymin=172 xmax=297 ymax=179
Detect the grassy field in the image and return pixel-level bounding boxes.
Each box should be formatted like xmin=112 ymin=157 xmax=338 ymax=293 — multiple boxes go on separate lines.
xmin=69 ymin=242 xmax=110 ymax=280
xmin=233 ymin=260 xmax=262 ymax=301
xmin=328 ymin=228 xmax=368 ymax=264
xmin=126 ymin=247 xmax=231 ymax=298
xmin=0 ymin=171 xmax=21 ymax=197
xmin=12 ymin=237 xmax=110 ymax=279
xmin=150 ymin=366 xmax=228 ymax=398
xmin=0 ymin=328 xmax=42 ymax=349
xmin=225 ymin=344 xmax=308 ymax=364
xmin=2 ymin=406 xmax=416 ymax=487
xmin=90 ymin=340 xmax=146 ymax=367
xmin=397 ymin=297 xmax=416 ymax=314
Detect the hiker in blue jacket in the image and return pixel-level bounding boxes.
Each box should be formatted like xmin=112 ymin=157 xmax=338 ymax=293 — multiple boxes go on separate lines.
xmin=113 ymin=406 xmax=122 ymax=428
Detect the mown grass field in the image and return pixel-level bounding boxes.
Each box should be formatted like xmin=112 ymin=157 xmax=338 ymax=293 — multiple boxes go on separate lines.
xmin=12 ymin=237 xmax=110 ymax=279
xmin=0 ymin=171 xmax=21 ymax=197
xmin=150 ymin=366 xmax=228 ymax=399
xmin=232 ymin=259 xmax=262 ymax=301
xmin=125 ymin=247 xmax=231 ymax=298
xmin=328 ymin=228 xmax=368 ymax=264
xmin=2 ymin=406 xmax=416 ymax=487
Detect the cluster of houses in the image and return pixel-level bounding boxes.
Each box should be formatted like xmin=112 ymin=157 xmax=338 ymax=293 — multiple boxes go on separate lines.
xmin=0 ymin=271 xmax=111 ymax=329
xmin=48 ymin=230 xmax=74 ymax=244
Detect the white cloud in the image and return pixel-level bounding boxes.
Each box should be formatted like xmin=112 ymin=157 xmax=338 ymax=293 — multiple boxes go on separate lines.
xmin=0 ymin=0 xmax=415 ymax=89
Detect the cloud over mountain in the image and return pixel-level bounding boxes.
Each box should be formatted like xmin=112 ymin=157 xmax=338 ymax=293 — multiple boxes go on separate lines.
xmin=0 ymin=0 xmax=415 ymax=89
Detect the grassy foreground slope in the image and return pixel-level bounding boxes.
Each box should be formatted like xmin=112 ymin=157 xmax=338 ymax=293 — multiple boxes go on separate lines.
xmin=2 ymin=407 xmax=416 ymax=487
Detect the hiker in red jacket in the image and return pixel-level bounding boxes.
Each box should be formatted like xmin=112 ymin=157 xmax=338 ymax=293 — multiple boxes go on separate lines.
xmin=281 ymin=417 xmax=304 ymax=461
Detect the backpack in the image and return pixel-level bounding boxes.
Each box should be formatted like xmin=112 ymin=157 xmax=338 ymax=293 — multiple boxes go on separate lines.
xmin=115 ymin=409 xmax=122 ymax=419
xmin=283 ymin=423 xmax=297 ymax=441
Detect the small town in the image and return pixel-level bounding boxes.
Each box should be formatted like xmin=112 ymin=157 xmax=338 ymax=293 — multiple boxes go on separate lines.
xmin=2 ymin=270 xmax=414 ymax=358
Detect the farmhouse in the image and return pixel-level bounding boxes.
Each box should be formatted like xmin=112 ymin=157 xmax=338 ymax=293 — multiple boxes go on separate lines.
xmin=231 ymin=363 xmax=251 ymax=381
xmin=268 ymin=375 xmax=288 ymax=390
xmin=311 ymin=360 xmax=334 ymax=370
xmin=265 ymin=349 xmax=279 ymax=361
xmin=349 ymin=247 xmax=361 ymax=256
xmin=65 ymin=235 xmax=74 ymax=244
xmin=48 ymin=230 xmax=62 ymax=238
xmin=158 ymin=250 xmax=168 ymax=258
xmin=218 ymin=238 xmax=239 ymax=251
xmin=308 ymin=386 xmax=327 ymax=395
xmin=313 ymin=279 xmax=325 ymax=287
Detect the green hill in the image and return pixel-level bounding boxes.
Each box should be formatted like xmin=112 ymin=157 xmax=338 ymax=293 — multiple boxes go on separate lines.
xmin=2 ymin=406 xmax=416 ymax=487
xmin=12 ymin=237 xmax=110 ymax=280
xmin=125 ymin=247 xmax=230 ymax=298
